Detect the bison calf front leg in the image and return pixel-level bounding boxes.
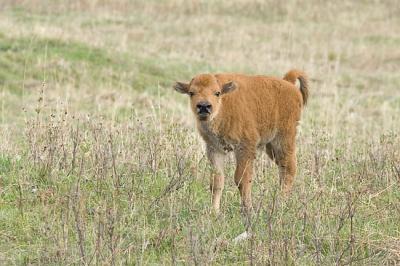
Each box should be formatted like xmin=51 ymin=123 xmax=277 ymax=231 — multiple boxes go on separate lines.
xmin=234 ymin=147 xmax=256 ymax=213
xmin=207 ymin=147 xmax=226 ymax=214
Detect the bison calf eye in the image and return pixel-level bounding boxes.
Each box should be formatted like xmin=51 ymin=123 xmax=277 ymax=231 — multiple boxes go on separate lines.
xmin=215 ymin=92 xmax=221 ymax=97
xmin=189 ymin=92 xmax=194 ymax=97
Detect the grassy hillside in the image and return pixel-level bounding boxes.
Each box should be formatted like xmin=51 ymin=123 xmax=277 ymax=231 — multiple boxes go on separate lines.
xmin=0 ymin=1 xmax=399 ymax=264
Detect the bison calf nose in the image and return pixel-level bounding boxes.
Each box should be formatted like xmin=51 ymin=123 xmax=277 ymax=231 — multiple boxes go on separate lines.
xmin=196 ymin=102 xmax=212 ymax=114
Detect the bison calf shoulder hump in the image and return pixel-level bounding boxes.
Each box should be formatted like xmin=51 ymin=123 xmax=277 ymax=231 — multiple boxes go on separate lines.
xmin=174 ymin=69 xmax=309 ymax=214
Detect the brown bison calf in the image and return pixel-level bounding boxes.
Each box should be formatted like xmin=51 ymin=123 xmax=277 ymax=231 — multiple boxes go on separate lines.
xmin=174 ymin=70 xmax=309 ymax=213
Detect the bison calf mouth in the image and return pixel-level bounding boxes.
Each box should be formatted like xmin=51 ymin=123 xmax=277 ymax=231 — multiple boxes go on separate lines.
xmin=198 ymin=113 xmax=210 ymax=121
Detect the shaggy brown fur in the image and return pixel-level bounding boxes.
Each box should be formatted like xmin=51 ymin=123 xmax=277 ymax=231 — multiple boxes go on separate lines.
xmin=174 ymin=69 xmax=309 ymax=213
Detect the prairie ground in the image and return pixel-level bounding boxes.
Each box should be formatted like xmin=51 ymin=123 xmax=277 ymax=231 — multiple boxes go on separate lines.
xmin=0 ymin=0 xmax=399 ymax=264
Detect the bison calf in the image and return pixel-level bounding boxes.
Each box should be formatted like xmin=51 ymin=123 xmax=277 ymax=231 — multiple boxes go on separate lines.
xmin=174 ymin=70 xmax=309 ymax=213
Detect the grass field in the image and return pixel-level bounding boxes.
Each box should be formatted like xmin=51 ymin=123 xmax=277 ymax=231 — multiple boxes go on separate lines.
xmin=0 ymin=0 xmax=399 ymax=264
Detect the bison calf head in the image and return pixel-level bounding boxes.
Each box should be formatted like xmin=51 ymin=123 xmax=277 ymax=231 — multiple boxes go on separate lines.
xmin=174 ymin=74 xmax=237 ymax=122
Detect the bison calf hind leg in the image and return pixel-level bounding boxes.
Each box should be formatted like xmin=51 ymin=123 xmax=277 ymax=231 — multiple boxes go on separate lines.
xmin=268 ymin=135 xmax=297 ymax=193
xmin=277 ymin=153 xmax=296 ymax=193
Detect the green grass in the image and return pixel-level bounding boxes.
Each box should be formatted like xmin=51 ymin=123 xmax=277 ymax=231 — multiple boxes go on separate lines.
xmin=0 ymin=33 xmax=168 ymax=95
xmin=0 ymin=1 xmax=399 ymax=264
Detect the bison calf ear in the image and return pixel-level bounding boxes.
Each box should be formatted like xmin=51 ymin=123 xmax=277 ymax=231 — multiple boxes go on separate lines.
xmin=222 ymin=81 xmax=237 ymax=94
xmin=174 ymin=82 xmax=190 ymax=94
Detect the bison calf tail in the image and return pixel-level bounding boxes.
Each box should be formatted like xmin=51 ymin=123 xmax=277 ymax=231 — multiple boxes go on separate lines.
xmin=283 ymin=69 xmax=309 ymax=106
